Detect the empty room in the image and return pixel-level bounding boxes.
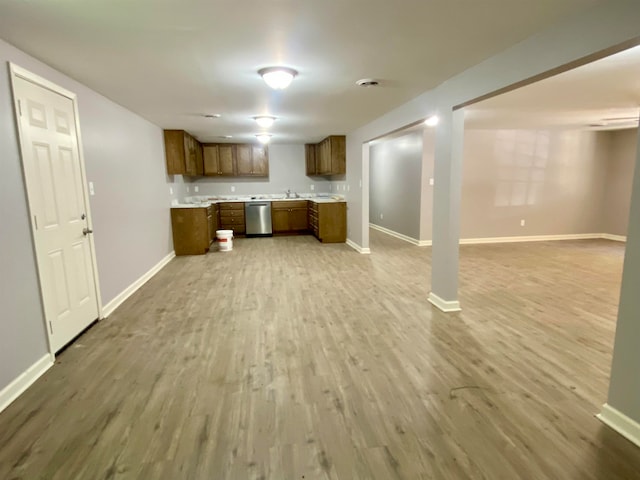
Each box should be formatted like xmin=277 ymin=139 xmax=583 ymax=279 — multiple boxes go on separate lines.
xmin=2 ymin=1 xmax=640 ymax=479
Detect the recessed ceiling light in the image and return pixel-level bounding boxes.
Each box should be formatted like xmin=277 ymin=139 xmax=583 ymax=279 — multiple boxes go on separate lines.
xmin=204 ymin=114 xmax=221 ymax=119
xmin=253 ymin=116 xmax=277 ymax=128
xmin=356 ymin=78 xmax=379 ymax=87
xmin=258 ymin=67 xmax=298 ymax=90
xmin=424 ymin=115 xmax=439 ymax=127
xmin=256 ymin=134 xmax=272 ymax=144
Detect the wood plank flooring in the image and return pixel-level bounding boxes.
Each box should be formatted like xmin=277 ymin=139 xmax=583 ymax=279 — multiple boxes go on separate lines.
xmin=1 ymin=230 xmax=640 ymax=479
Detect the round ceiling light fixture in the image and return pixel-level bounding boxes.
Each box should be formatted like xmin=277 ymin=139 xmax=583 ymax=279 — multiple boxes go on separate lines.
xmin=253 ymin=115 xmax=277 ymax=128
xmin=258 ymin=67 xmax=298 ymax=90
xmin=356 ymin=78 xmax=379 ymax=87
xmin=424 ymin=115 xmax=440 ymax=127
xmin=256 ymin=134 xmax=272 ymax=144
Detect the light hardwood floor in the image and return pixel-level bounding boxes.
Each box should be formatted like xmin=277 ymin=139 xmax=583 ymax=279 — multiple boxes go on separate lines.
xmin=1 ymin=230 xmax=640 ymax=479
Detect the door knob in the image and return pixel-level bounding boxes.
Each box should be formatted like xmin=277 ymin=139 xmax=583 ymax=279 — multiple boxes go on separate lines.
xmin=82 ymin=228 xmax=93 ymax=236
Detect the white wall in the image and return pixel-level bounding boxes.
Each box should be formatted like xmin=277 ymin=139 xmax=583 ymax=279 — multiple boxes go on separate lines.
xmin=0 ymin=39 xmax=179 ymax=394
xmin=369 ymin=131 xmax=423 ymax=240
xmin=460 ymin=129 xmax=609 ymax=239
xmin=602 ymin=128 xmax=637 ymax=236
xmin=191 ymin=144 xmax=331 ymax=196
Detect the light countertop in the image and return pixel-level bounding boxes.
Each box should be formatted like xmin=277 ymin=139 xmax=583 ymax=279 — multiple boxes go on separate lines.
xmin=172 ymin=196 xmax=345 ymax=208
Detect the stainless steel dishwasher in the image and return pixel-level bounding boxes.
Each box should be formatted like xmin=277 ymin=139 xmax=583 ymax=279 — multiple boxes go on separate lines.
xmin=244 ymin=201 xmax=273 ymax=237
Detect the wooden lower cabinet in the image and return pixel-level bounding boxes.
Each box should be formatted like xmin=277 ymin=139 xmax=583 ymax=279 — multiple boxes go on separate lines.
xmin=272 ymin=201 xmax=308 ymax=234
xmin=171 ymin=207 xmax=213 ymax=255
xmin=308 ymin=201 xmax=346 ymax=243
xmin=219 ymin=202 xmax=245 ymax=235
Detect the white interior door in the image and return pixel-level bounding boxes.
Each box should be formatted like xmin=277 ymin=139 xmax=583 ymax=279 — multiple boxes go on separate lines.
xmin=12 ymin=72 xmax=99 ymax=352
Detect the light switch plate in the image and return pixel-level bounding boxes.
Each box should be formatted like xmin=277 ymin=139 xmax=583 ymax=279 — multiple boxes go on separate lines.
xmin=169 ymin=187 xmax=173 ymax=195
xmin=520 ymin=219 xmax=526 ymax=227
xmin=88 ymin=182 xmax=95 ymax=196
xmin=429 ymin=178 xmax=434 ymax=186
xmin=347 ymin=184 xmax=350 ymax=191
xmin=194 ymin=186 xmax=199 ymax=193
xmin=231 ymin=186 xmax=235 ymax=192
xmin=310 ymin=185 xmax=315 ymax=191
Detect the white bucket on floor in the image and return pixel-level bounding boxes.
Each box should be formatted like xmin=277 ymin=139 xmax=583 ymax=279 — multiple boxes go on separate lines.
xmin=216 ymin=230 xmax=234 ymax=252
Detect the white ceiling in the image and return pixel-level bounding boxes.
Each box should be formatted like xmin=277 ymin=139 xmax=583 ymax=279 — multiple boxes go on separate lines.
xmin=466 ymin=45 xmax=640 ymax=130
xmin=0 ymin=0 xmax=604 ymax=143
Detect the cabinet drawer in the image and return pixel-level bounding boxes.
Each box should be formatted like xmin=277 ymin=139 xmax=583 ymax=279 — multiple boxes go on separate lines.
xmin=219 ymin=202 xmax=244 ymax=210
xmin=219 ymin=209 xmax=244 ymax=217
xmin=272 ymin=200 xmax=307 ymax=210
xmin=220 ymin=216 xmax=245 ymax=224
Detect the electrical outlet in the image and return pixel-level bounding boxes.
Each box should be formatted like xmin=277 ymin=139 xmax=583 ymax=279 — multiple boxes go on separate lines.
xmin=520 ymin=219 xmax=525 ymax=227
xmin=231 ymin=186 xmax=235 ymax=192
xmin=310 ymin=185 xmax=315 ymax=191
xmin=194 ymin=186 xmax=199 ymax=193
xmin=169 ymin=187 xmax=173 ymax=195
xmin=429 ymin=178 xmax=434 ymax=186
xmin=347 ymin=184 xmax=350 ymax=191
xmin=380 ymin=213 xmax=384 ymax=220
xmin=89 ymin=182 xmax=95 ymax=196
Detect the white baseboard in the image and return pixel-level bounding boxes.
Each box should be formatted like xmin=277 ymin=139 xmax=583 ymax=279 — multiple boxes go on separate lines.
xmin=370 ymin=223 xmax=421 ymax=246
xmin=101 ymin=251 xmax=175 ymax=318
xmin=346 ymin=238 xmax=371 ymax=254
xmin=601 ymin=233 xmax=627 ymax=242
xmin=459 ymin=233 xmax=602 ymax=244
xmin=0 ymin=354 xmax=53 ymax=414
xmin=428 ymin=292 xmax=462 ymax=312
xmin=597 ymin=403 xmax=640 ymax=448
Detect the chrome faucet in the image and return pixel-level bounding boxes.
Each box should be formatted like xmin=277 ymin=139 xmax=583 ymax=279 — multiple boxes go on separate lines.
xmin=285 ymin=189 xmax=292 ymax=198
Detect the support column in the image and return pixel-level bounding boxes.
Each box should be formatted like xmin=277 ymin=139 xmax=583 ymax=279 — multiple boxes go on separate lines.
xmin=428 ymin=108 xmax=464 ymax=312
xmin=597 ymin=128 xmax=640 ymax=447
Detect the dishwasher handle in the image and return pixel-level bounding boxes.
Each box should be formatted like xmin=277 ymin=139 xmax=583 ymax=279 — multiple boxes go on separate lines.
xmin=248 ymin=203 xmax=269 ymax=207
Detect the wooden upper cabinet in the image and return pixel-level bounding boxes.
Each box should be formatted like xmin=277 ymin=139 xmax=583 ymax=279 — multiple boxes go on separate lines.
xmin=218 ymin=145 xmax=236 ymax=175
xmin=203 ymin=145 xmax=220 ymax=175
xmin=164 ymin=130 xmax=203 ymax=176
xmin=306 ymin=135 xmax=345 ymax=176
xmin=252 ymin=146 xmax=269 ymax=176
xmin=235 ymin=144 xmax=268 ymax=177
xmin=305 ymin=144 xmax=317 ymax=175
xmin=236 ymin=144 xmax=253 ymax=175
xmin=204 ymin=144 xmax=236 ymax=176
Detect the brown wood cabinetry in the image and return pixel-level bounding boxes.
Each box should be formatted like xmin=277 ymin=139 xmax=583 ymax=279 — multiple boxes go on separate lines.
xmin=164 ymin=130 xmax=203 ymax=176
xmin=171 ymin=206 xmax=213 ymax=255
xmin=203 ymin=144 xmax=236 ymax=176
xmin=219 ymin=202 xmax=245 ymax=235
xmin=203 ymin=144 xmax=269 ymax=177
xmin=307 ymin=201 xmax=346 ymax=243
xmin=304 ymin=135 xmax=345 ymax=176
xmin=236 ymin=145 xmax=269 ymax=176
xmin=272 ymin=201 xmax=308 ymax=234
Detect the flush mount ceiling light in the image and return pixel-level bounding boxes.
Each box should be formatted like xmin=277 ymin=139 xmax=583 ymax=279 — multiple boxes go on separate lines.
xmin=256 ymin=134 xmax=272 ymax=144
xmin=424 ymin=115 xmax=440 ymax=127
xmin=253 ymin=116 xmax=277 ymax=128
xmin=258 ymin=67 xmax=297 ymax=90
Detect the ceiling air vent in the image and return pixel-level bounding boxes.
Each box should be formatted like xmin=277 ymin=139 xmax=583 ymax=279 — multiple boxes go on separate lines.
xmin=356 ymin=78 xmax=379 ymax=87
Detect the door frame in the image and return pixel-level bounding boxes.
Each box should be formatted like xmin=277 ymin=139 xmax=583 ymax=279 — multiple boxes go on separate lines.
xmin=9 ymin=63 xmax=103 ymax=359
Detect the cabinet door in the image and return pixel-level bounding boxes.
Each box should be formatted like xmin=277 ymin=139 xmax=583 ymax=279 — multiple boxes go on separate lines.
xmin=318 ymin=138 xmax=331 ymax=174
xmin=203 ymin=145 xmax=220 ymax=175
xmin=272 ymin=208 xmax=289 ymax=233
xmin=305 ymin=144 xmax=316 ymax=175
xmin=252 ymin=146 xmax=269 ymax=176
xmin=236 ymin=144 xmax=253 ymax=175
xmin=290 ymin=207 xmax=308 ymax=231
xmin=194 ymin=139 xmax=204 ymax=176
xmin=330 ymin=136 xmax=346 ymax=174
xmin=164 ymin=130 xmax=187 ymax=175
xmin=218 ymin=144 xmax=236 ymax=175
xmin=183 ymin=134 xmax=195 ymax=175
